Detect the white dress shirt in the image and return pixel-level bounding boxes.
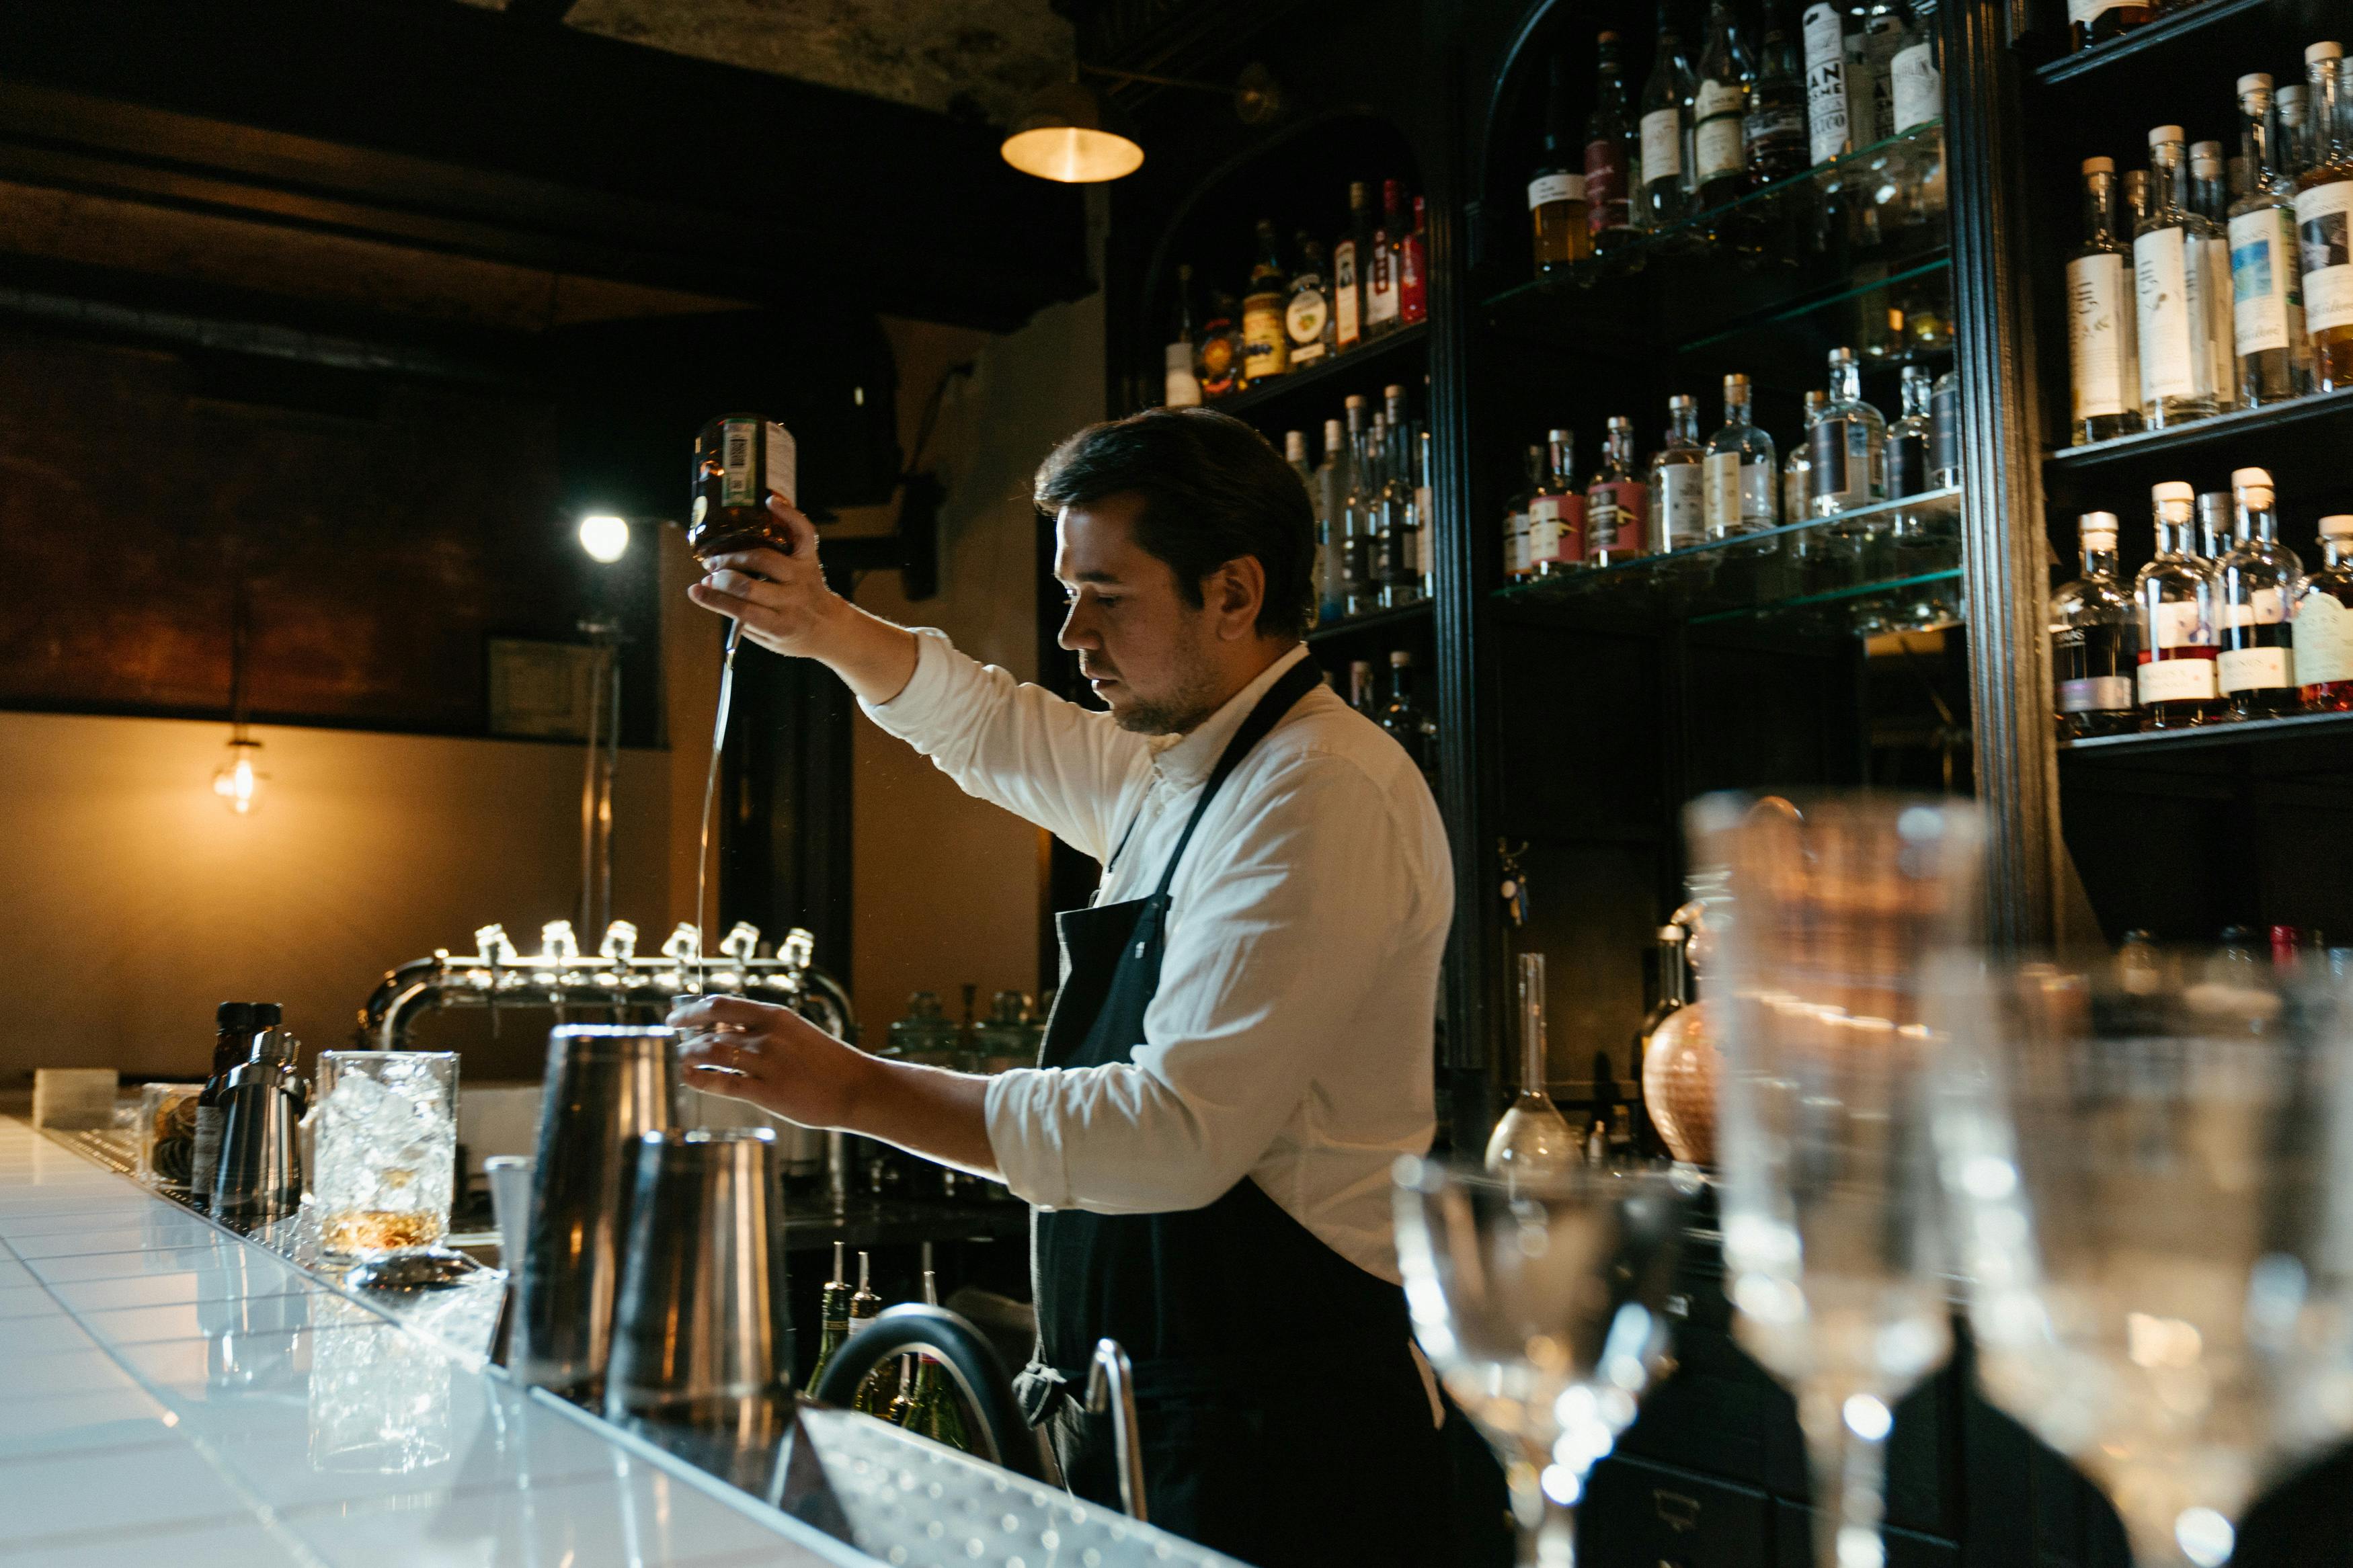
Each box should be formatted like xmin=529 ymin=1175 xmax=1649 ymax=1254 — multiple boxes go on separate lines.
xmin=860 ymin=632 xmax=1453 ymax=1282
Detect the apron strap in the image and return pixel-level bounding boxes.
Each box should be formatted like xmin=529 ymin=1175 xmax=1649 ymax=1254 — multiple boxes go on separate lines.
xmin=1145 ymin=654 xmax=1325 ymax=904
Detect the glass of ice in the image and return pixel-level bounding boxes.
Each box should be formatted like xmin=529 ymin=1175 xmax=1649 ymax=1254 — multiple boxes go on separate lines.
xmin=312 ymin=1051 xmax=459 ymax=1260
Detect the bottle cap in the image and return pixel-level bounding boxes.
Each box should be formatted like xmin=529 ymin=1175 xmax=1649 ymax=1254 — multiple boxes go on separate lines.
xmin=2079 ymin=510 xmax=2119 ymax=538
xmin=2198 ymin=491 xmax=2234 ymax=531
xmin=1669 ymin=393 xmax=1696 ymax=409
xmin=1607 ymin=415 xmax=1632 ymax=429
xmin=1351 ymin=658 xmax=1372 ymax=673
xmin=1804 ymin=390 xmax=1828 ymax=407
xmin=1723 ymin=371 xmax=1751 ymax=390
xmin=2151 ymin=481 xmax=2194 ymax=504
xmin=2307 ymin=41 xmax=2344 ymax=64
xmin=2080 ymin=155 xmax=2114 ymax=173
xmin=1548 ymin=427 xmax=1572 ymax=442
xmin=1324 ymin=417 xmax=1343 ymax=442
xmin=1657 ymin=925 xmax=1685 ymax=944
xmin=1384 ymin=383 xmax=1406 ymax=399
xmin=1390 ymin=649 xmax=1412 ymax=666
xmin=2148 ymin=124 xmax=2184 ymax=145
xmin=2190 ymin=140 xmax=2223 ymax=172
xmin=2231 ymin=466 xmax=2274 ymax=491
xmin=252 ymin=1003 xmax=283 ymax=1027
xmin=1599 ymin=28 xmax=1619 ymax=41
xmin=1345 ymin=393 xmax=1366 ymax=408
xmin=2237 ymin=73 xmax=2273 ymax=95
xmin=2321 ymin=515 xmax=2353 ymax=537
xmin=2282 ymin=83 xmax=2309 ymax=105
xmin=1284 ymin=430 xmax=1307 ymax=460
xmin=1827 ymin=346 xmax=1857 ymax=366
xmin=216 ymin=1001 xmax=255 ymax=1030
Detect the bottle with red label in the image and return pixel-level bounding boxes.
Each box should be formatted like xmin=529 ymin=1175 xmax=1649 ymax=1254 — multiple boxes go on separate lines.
xmin=1586 ymin=417 xmax=1649 ymax=565
xmin=1400 ymin=197 xmax=1429 ymax=325
xmin=1586 ymin=32 xmax=1637 ymax=253
xmin=1527 ymin=428 xmax=1585 ymax=574
xmin=1365 ymin=180 xmax=1405 ymax=339
xmin=2130 ymin=480 xmax=2222 ymax=729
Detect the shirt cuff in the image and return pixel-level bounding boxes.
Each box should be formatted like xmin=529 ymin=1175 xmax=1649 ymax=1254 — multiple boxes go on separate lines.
xmin=856 ymin=626 xmax=958 ymax=739
xmin=984 ymin=1068 xmax=1070 ymax=1209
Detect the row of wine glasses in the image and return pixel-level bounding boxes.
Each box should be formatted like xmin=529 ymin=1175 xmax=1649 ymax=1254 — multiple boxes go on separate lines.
xmin=1397 ymin=790 xmax=2353 ymax=1568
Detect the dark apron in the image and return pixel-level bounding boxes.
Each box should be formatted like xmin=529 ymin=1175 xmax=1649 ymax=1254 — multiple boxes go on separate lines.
xmin=1010 ymin=655 xmax=1450 ymax=1568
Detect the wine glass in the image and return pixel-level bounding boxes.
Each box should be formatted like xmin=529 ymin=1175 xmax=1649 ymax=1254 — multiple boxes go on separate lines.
xmin=1690 ymin=790 xmax=1982 ymax=1568
xmin=1931 ymin=952 xmax=2353 ymax=1567
xmin=1393 ymin=1157 xmax=1687 ymax=1568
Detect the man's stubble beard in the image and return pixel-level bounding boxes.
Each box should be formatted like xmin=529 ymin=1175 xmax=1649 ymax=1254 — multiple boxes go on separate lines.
xmin=1107 ymin=630 xmax=1223 ymax=737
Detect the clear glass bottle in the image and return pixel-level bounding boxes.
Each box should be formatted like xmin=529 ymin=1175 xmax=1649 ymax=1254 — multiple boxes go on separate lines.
xmin=1810 ymin=346 xmax=1886 ymax=514
xmin=1692 ymin=0 xmax=1755 ymax=210
xmin=1884 ymin=364 xmax=1935 ymax=499
xmin=1587 ymin=416 xmax=1648 ymax=565
xmin=1652 ymin=395 xmax=1708 ymax=552
xmin=1800 ymin=0 xmax=1862 ymax=167
xmin=1857 ymin=0 xmax=1905 ymax=150
xmin=1929 ymin=366 xmax=1962 ymax=490
xmin=1745 ymin=0 xmax=1811 ymax=186
xmin=2050 ymin=511 xmax=2139 ymax=738
xmin=2068 ymin=156 xmax=2142 ymax=444
xmin=1381 ymin=384 xmax=1424 ymax=606
xmin=2297 ymin=514 xmax=2353 ymax=712
xmin=1341 ymin=396 xmax=1382 ymax=618
xmin=1706 ymin=372 xmax=1779 ymax=539
xmin=1532 ymin=56 xmax=1593 ymax=272
xmin=1483 ymin=952 xmax=1577 ymax=1182
xmin=1504 ymin=444 xmax=1544 ymax=582
xmin=2298 ymin=42 xmax=2353 ymax=392
xmin=2278 ymin=83 xmax=2311 ymax=179
xmin=1888 ymin=0 xmax=1945 ymax=229
xmin=1640 ymin=1 xmax=1696 ymax=229
xmin=1529 ymin=428 xmax=1584 ymax=575
xmin=1587 ymin=33 xmax=1638 ymax=253
xmin=1164 ymin=263 xmax=1201 ymax=409
xmin=2132 ymin=481 xmax=2222 ymax=729
xmin=2217 ymin=466 xmax=2305 ymax=718
xmin=2188 ymin=140 xmax=2239 ymax=413
xmin=1785 ymin=389 xmax=1827 ymax=529
xmin=1316 ymin=418 xmax=1348 ymax=623
xmin=1379 ymin=651 xmax=1440 ymax=784
xmin=2228 ymin=74 xmax=2313 ymax=406
xmin=2133 ymin=125 xmax=2223 ymax=427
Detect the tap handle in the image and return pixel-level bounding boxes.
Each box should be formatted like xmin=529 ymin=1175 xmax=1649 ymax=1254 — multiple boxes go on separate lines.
xmin=1084 ymin=1338 xmax=1148 ymax=1524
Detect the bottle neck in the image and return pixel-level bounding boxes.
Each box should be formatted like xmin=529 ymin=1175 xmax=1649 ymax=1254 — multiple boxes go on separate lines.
xmin=2239 ymin=498 xmax=2278 ymax=544
xmin=1519 ymin=987 xmax=1547 ymax=1094
xmin=2157 ymin=514 xmax=2196 ymax=556
xmin=2082 ymin=169 xmax=2117 ymax=245
xmin=1903 ymin=374 xmax=1931 ymax=419
xmin=2327 ymin=537 xmax=2353 ymax=569
xmin=1673 ymin=405 xmax=1700 ymax=444
xmin=1548 ymin=438 xmax=1574 ymax=488
xmin=2081 ymin=538 xmax=2119 ymax=577
xmin=1723 ymin=390 xmax=1752 ymax=429
xmin=2313 ymin=58 xmax=2347 ymax=163
xmin=1389 ymin=662 xmax=1414 ymax=705
xmin=2147 ymin=143 xmax=2188 ymax=221
xmin=1830 ymin=360 xmax=1860 ymax=406
xmin=1606 ymin=427 xmax=1633 ymax=468
xmin=2241 ymin=96 xmax=2282 ymax=188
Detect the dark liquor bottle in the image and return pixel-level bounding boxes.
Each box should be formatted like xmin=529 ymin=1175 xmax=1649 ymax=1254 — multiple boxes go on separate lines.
xmin=2217 ymin=466 xmax=2304 ymax=718
xmin=2050 ymin=511 xmax=2139 ymax=738
xmin=2296 ymin=514 xmax=2353 ymax=711
xmin=1164 ymin=263 xmax=1202 ymax=409
xmin=1691 ymin=0 xmax=1756 ymax=210
xmin=1366 ymin=180 xmax=1406 ymax=338
xmin=2132 ymin=481 xmax=2221 ymax=729
xmin=1348 ymin=659 xmax=1378 ymax=715
xmin=2068 ymin=0 xmax=2150 ymax=54
xmin=1639 ymin=3 xmax=1696 ymax=230
xmin=2067 ymin=157 xmax=2141 ymax=445
xmin=1378 ymin=651 xmax=1439 ymax=786
xmin=806 ymin=1241 xmax=852 ymax=1389
xmin=188 ymin=1001 xmax=257 ymax=1210
xmin=1195 ymin=291 xmax=1242 ymax=399
xmin=1285 ymin=235 xmax=1334 ymax=367
xmin=1587 ymin=34 xmax=1638 ymax=252
xmin=1745 ymin=0 xmax=1810 ymax=185
xmin=1240 ymin=220 xmax=1290 ymax=386
xmin=2298 ymin=42 xmax=2353 ymax=392
xmin=1585 ymin=416 xmax=1648 ymax=565
xmin=1400 ymin=198 xmax=1429 ymax=324
xmin=1929 ymin=366 xmax=1961 ymax=490
xmin=1334 ymin=181 xmax=1371 ymax=353
xmin=690 ymin=416 xmax=799 ymax=560
xmin=1533 ymin=57 xmax=1593 ymax=272
xmin=1504 ymin=444 xmax=1545 ymax=581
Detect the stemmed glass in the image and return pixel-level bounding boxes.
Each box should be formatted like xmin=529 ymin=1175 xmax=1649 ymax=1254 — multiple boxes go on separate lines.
xmin=1931 ymin=952 xmax=2353 ymax=1567
xmin=1393 ymin=1158 xmax=1687 ymax=1568
xmin=1691 ymin=791 xmax=1981 ymax=1568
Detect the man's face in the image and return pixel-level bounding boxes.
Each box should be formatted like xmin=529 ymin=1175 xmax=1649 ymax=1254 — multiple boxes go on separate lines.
xmin=1053 ymin=496 xmax=1224 ymax=735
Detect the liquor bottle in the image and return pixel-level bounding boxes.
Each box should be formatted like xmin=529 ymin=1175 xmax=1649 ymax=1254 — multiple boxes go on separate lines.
xmin=2217 ymin=466 xmax=2304 ymax=719
xmin=1164 ymin=263 xmax=1201 ymax=409
xmin=2296 ymin=514 xmax=2353 ymax=712
xmin=1745 ymin=0 xmax=1811 ymax=185
xmin=1240 ymin=220 xmax=1290 ymax=386
xmin=848 ymin=1251 xmax=895 ymax=1415
xmin=1381 ymin=385 xmax=1424 ymax=605
xmin=1586 ymin=416 xmax=1648 ymax=565
xmin=1195 ymin=291 xmax=1241 ymax=400
xmin=1317 ymin=417 xmax=1349 ymax=623
xmin=188 ymin=1001 xmax=258 ymax=1210
xmin=2188 ymin=142 xmax=2239 ymax=413
xmin=1640 ymin=3 xmax=1696 ymax=229
xmin=1651 ymin=395 xmax=1708 ymax=552
xmin=1343 ymin=399 xmax=1384 ymax=616
xmin=1810 ymin=346 xmax=1886 ymax=514
xmin=1334 ymin=181 xmax=1370 ymax=354
xmin=1801 ymin=0 xmax=1862 ymax=167
xmin=806 ymin=1241 xmax=852 ymax=1391
xmin=1587 ymin=33 xmax=1638 ymax=251
xmin=1366 ymin=180 xmax=1406 ymax=339
xmin=1504 ymin=444 xmax=1544 ymax=581
xmin=1348 ymin=659 xmax=1378 ymax=714
xmin=1285 ymin=236 xmax=1334 ymax=367
xmin=2228 ymin=75 xmax=2313 ymax=406
xmin=2050 ymin=511 xmax=2139 ymax=739
xmin=2134 ymin=126 xmax=2223 ymax=427
xmin=1285 ymin=430 xmax=1314 ymax=497
xmin=2068 ymin=0 xmax=2149 ymax=52
xmin=2132 ymin=481 xmax=2222 ymax=729
xmin=2068 ymin=156 xmax=2142 ymax=444
xmin=1705 ymin=372 xmax=1779 ymax=538
xmin=2298 ymin=42 xmax=2353 ymax=391
xmin=1887 ymin=0 xmax=1944 ymax=229
xmin=1784 ymin=390 xmax=1826 ymax=524
xmin=897 ymin=1249 xmax=971 ymax=1450
xmin=1528 ymin=428 xmax=1585 ymax=573
xmin=1482 ymin=952 xmax=1577 ymax=1182
xmin=1378 ymin=651 xmax=1439 ymax=784
xmin=1885 ymin=364 xmax=1935 ymax=499
xmin=1692 ymin=0 xmax=1756 ymax=211
xmin=1929 ymin=367 xmax=1961 ymax=490
xmin=1858 ymin=0 xmax=1905 ymax=149
xmin=1401 ymin=198 xmax=1429 ymax=325
xmin=1532 ymin=57 xmax=1593 ymax=272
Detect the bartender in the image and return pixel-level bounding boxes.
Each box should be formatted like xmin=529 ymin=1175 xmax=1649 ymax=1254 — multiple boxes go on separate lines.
xmin=670 ymin=407 xmax=1458 ymax=1567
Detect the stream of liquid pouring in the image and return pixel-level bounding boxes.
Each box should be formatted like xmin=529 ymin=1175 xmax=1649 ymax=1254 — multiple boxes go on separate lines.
xmin=692 ymin=619 xmax=744 ymax=996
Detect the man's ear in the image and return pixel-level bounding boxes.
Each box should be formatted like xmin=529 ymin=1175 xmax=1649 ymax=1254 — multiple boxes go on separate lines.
xmin=1205 ymin=556 xmax=1267 ymax=638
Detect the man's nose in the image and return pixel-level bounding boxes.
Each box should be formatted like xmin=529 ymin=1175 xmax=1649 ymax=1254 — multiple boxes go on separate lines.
xmin=1058 ymin=600 xmax=1096 ymax=651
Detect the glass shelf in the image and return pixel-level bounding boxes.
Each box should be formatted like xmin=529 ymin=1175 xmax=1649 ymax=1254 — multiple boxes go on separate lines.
xmin=2032 ymin=0 xmax=2273 ymax=83
xmin=2044 ymin=386 xmax=2353 ymax=470
xmin=1207 ymin=321 xmax=1428 ymax=419
xmin=1494 ymin=486 xmax=1963 ymax=631
xmin=2057 ymin=708 xmax=2353 ymax=759
xmin=1306 ymin=597 xmax=1433 ymax=645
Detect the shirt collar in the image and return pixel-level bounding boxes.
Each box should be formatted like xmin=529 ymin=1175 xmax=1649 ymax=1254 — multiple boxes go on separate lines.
xmin=1149 ymin=644 xmax=1312 ymax=790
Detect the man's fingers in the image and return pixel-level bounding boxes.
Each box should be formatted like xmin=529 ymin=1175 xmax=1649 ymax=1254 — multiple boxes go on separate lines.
xmin=700 ymin=568 xmax=783 ymax=606
xmin=680 ymin=1033 xmax=762 ymax=1075
xmin=667 ymin=994 xmax=792 ymax=1032
xmin=701 ymin=546 xmax=797 ymax=581
xmin=768 ymin=497 xmax=820 ymax=556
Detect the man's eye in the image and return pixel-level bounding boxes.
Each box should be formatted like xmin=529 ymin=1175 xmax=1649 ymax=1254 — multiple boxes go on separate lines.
xmin=1096 ymin=596 xmax=1121 ymax=610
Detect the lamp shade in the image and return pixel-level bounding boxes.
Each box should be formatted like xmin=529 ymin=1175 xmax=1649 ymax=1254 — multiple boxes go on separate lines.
xmin=1000 ymin=81 xmax=1144 ymax=183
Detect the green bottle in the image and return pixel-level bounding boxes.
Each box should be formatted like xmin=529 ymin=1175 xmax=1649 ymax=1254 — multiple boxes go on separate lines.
xmin=900 ymin=1248 xmax=971 ymax=1451
xmin=848 ymin=1251 xmax=898 ymax=1415
xmin=805 ymin=1241 xmax=851 ymax=1392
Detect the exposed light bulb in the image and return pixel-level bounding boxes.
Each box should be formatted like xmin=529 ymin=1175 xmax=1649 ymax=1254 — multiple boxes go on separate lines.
xmin=577 ymin=513 xmax=630 ymax=564
xmin=212 ymin=736 xmax=264 ymax=815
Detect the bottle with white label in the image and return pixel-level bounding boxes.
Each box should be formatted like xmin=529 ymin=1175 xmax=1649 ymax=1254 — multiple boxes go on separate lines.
xmin=1810 ymin=346 xmax=1886 ymax=515
xmin=2050 ymin=511 xmax=2139 ymax=739
xmin=2297 ymin=41 xmax=2353 ymax=392
xmin=1704 ymin=372 xmax=1779 ymax=540
xmin=2132 ymin=480 xmax=2222 ymax=729
xmin=1333 ymin=182 xmax=1369 ymax=354
xmin=2069 ymin=157 xmax=2141 ymax=444
xmin=1532 ymin=56 xmax=1593 ymax=272
xmin=1164 ymin=263 xmax=1201 ymax=409
xmin=1640 ymin=2 xmax=1696 ymax=229
xmin=1341 ymin=398 xmax=1382 ymax=618
xmin=1651 ymin=395 xmax=1708 ymax=552
xmin=1887 ymin=0 xmax=1944 ymax=227
xmin=2217 ymin=466 xmax=2304 ymax=718
xmin=2296 ymin=515 xmax=2353 ymax=712
xmin=1800 ymin=0 xmax=1861 ymax=167
xmin=2188 ymin=141 xmax=2239 ymax=414
xmin=2133 ymin=125 xmax=2223 ymax=428
xmin=1691 ymin=0 xmax=1755 ymax=211
xmin=2227 ymin=75 xmax=2313 ymax=405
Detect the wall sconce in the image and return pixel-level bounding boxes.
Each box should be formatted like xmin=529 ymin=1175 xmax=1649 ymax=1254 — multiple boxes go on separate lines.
xmin=577 ymin=512 xmax=631 ymax=564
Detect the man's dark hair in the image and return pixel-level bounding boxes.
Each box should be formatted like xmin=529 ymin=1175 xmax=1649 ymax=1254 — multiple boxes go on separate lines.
xmin=1033 ymin=407 xmax=1315 ymax=639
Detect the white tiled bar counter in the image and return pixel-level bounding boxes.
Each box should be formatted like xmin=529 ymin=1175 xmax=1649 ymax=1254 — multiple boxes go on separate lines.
xmin=0 ymin=1117 xmax=1233 ymax=1568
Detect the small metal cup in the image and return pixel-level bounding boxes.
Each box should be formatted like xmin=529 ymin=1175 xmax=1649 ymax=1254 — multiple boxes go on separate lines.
xmin=605 ymin=1128 xmax=794 ymax=1431
xmin=513 ymin=1025 xmax=678 ymax=1394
